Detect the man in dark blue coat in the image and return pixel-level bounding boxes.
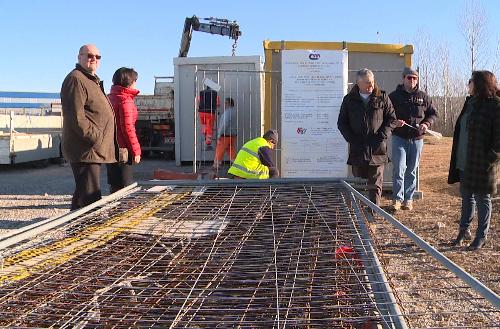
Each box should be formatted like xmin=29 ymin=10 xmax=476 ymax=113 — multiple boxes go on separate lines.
xmin=338 ymin=68 xmax=397 ymax=207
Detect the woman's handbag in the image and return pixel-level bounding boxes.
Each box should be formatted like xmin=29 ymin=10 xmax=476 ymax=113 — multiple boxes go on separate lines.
xmin=118 ymin=147 xmax=129 ymax=164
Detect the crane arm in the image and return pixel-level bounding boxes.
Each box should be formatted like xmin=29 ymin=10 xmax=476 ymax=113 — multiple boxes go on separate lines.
xmin=178 ymin=15 xmax=242 ymax=57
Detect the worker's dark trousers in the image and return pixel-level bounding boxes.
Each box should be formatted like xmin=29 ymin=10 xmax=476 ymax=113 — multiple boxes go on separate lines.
xmin=70 ymin=162 xmax=102 ymax=211
xmin=351 ymin=165 xmax=384 ymax=206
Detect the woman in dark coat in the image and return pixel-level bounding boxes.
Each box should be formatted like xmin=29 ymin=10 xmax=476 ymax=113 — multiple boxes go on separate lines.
xmin=448 ymin=70 xmax=500 ymax=250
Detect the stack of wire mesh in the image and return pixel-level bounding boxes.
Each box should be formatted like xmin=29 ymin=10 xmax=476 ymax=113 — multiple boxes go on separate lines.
xmin=0 ymin=180 xmax=498 ymax=328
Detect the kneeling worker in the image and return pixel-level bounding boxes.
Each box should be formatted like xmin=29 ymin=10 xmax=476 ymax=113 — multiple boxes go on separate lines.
xmin=228 ymin=129 xmax=279 ymax=179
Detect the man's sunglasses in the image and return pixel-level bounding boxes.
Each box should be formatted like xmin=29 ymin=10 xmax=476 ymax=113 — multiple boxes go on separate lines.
xmin=405 ymin=76 xmax=418 ymax=81
xmin=85 ymin=53 xmax=102 ymax=60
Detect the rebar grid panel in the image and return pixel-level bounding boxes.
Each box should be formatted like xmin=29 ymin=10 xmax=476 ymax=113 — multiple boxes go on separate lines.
xmin=0 ymin=181 xmax=496 ymax=328
xmin=0 ymin=182 xmax=400 ymax=328
xmin=345 ymin=192 xmax=500 ymax=328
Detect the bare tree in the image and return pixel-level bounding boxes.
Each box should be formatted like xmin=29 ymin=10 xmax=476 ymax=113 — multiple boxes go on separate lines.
xmin=437 ymin=42 xmax=470 ymax=134
xmin=412 ymin=28 xmax=434 ymax=94
xmin=409 ymin=1 xmax=491 ymax=136
xmin=411 ymin=29 xmax=468 ymax=135
xmin=436 ymin=43 xmax=450 ymax=124
xmin=492 ymin=35 xmax=500 ymax=77
xmin=458 ymin=0 xmax=488 ymax=73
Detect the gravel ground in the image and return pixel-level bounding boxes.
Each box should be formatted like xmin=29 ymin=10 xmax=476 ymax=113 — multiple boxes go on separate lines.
xmin=0 ymin=159 xmax=192 ymax=236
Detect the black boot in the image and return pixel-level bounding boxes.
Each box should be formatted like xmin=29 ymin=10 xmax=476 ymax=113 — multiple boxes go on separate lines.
xmin=452 ymin=228 xmax=472 ymax=246
xmin=467 ymin=237 xmax=486 ymax=250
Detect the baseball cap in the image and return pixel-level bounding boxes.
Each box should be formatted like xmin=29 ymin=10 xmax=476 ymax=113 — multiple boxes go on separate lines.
xmin=402 ymin=67 xmax=419 ymax=77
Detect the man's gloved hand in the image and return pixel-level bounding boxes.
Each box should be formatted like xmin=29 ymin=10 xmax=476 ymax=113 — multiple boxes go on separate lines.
xmin=370 ymin=133 xmax=387 ymax=155
xmin=371 ymin=132 xmax=385 ymax=145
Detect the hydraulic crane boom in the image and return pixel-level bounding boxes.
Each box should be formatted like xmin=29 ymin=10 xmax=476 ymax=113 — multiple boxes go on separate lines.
xmin=178 ymin=15 xmax=242 ymax=57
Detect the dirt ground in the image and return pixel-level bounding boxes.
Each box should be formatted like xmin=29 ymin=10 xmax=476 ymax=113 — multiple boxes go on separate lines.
xmin=380 ymin=137 xmax=499 ymax=293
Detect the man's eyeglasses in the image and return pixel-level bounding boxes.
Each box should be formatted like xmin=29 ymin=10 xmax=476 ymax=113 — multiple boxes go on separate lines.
xmin=406 ymin=76 xmax=418 ymax=81
xmin=85 ymin=53 xmax=101 ymax=60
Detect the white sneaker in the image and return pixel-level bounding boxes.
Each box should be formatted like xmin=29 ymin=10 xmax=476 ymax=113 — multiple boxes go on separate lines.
xmin=391 ymin=200 xmax=402 ymax=211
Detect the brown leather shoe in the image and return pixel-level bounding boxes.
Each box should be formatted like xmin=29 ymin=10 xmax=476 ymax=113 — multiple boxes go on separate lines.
xmin=467 ymin=237 xmax=486 ymax=250
xmin=452 ymin=229 xmax=472 ymax=246
xmin=402 ymin=200 xmax=413 ymax=211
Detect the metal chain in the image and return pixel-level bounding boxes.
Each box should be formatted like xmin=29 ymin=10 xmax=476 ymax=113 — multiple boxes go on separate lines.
xmin=232 ymin=39 xmax=238 ymax=56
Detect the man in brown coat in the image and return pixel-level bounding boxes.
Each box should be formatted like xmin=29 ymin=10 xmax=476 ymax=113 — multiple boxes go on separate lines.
xmin=61 ymin=44 xmax=117 ymax=210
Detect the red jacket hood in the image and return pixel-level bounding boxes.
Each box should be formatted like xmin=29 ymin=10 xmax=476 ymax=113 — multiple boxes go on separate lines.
xmin=109 ymin=84 xmax=140 ymax=98
xmin=108 ymin=84 xmax=141 ymax=157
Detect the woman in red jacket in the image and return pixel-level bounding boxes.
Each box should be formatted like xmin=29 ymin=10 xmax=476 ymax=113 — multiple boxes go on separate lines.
xmin=107 ymin=67 xmax=141 ymax=193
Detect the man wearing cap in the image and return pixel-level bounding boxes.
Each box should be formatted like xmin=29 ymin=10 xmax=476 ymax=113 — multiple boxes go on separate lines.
xmin=227 ymin=129 xmax=279 ymax=179
xmin=389 ymin=67 xmax=438 ymax=211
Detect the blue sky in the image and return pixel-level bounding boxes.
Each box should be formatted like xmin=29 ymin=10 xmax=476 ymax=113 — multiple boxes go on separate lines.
xmin=0 ymin=0 xmax=499 ymax=94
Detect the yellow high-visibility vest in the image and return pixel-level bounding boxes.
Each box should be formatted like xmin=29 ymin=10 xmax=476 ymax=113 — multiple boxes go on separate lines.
xmin=228 ymin=137 xmax=270 ymax=179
